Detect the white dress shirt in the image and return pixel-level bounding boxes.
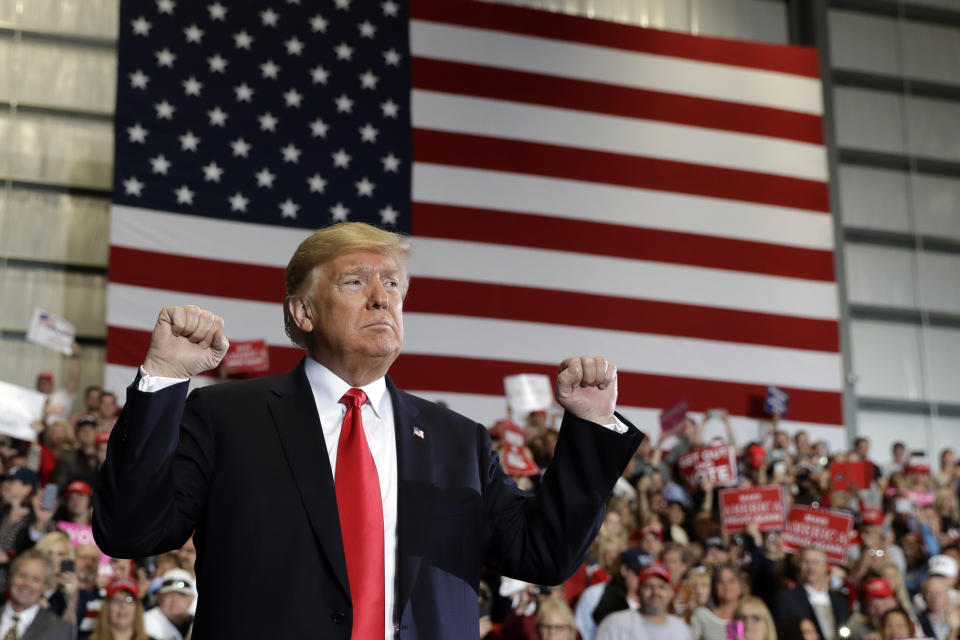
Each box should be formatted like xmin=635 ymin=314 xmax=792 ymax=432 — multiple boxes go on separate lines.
xmin=0 ymin=602 xmax=40 ymax=639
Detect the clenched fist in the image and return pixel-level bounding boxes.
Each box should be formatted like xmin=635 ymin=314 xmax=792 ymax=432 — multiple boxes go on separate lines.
xmin=555 ymin=356 xmax=617 ymax=425
xmin=143 ymin=305 xmax=229 ymax=379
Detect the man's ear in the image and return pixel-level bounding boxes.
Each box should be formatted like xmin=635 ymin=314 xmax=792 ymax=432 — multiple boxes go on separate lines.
xmin=288 ymin=297 xmax=314 ymax=334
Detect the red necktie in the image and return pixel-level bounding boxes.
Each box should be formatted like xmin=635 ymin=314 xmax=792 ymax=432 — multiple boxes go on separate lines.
xmin=335 ymin=388 xmax=385 ymax=638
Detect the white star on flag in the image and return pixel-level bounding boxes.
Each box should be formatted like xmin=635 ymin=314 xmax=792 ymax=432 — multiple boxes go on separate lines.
xmin=307 ymin=174 xmax=327 ymax=193
xmin=234 ymin=31 xmax=253 ymax=49
xmin=285 ymin=38 xmax=304 ymax=55
xmin=381 ymin=1 xmax=399 ymax=17
xmin=123 ymin=177 xmax=144 ymax=196
xmin=231 ymin=138 xmax=251 ymax=157
xmin=183 ymin=77 xmax=203 ymax=96
xmin=335 ymin=94 xmax=354 ymax=113
xmin=335 ymin=0 xmax=351 ymax=10
xmin=129 ymin=70 xmax=149 ymax=89
xmin=184 ymin=24 xmax=204 ymax=43
xmin=330 ymin=202 xmax=350 ymax=221
xmin=258 ymin=112 xmax=278 ymax=131
xmin=255 ymin=168 xmax=276 ymax=187
xmin=208 ymin=107 xmax=228 ymax=126
xmin=179 ymin=131 xmax=200 ymax=151
xmin=381 ymin=153 xmax=400 ymax=172
xmin=358 ymin=21 xmax=376 ymax=38
xmin=383 ymin=49 xmax=401 ymax=66
xmin=132 ymin=17 xmax=152 ymax=36
xmin=203 ymin=162 xmax=224 ymax=182
xmin=279 ymin=199 xmax=300 ymax=219
xmin=208 ymin=2 xmax=227 ymax=20
xmin=281 ymin=144 xmax=301 ymax=163
xmin=228 ymin=192 xmax=249 ymax=212
xmin=359 ymin=71 xmax=378 ymax=89
xmin=260 ymin=9 xmax=279 ymax=26
xmin=127 ymin=124 xmax=149 ymax=143
xmin=150 ymin=155 xmax=171 ymax=174
xmin=155 ymin=101 xmax=175 ymax=119
xmin=156 ymin=0 xmax=175 ymax=14
xmin=359 ymin=124 xmax=378 ymax=142
xmin=379 ymin=205 xmax=398 ymax=225
xmin=156 ymin=48 xmax=176 ymax=67
xmin=311 ymin=66 xmax=330 ymax=84
xmin=355 ymin=177 xmax=375 ymax=196
xmin=208 ymin=54 xmax=228 ymax=73
xmin=175 ymin=185 xmax=194 ymax=204
xmin=261 ymin=60 xmax=281 ymax=79
xmin=311 ymin=15 xmax=329 ymax=32
xmin=309 ymin=119 xmax=329 ymax=137
xmin=335 ymin=42 xmax=354 ymax=61
xmin=332 ymin=149 xmax=351 ymax=168
xmin=283 ymin=89 xmax=303 ymax=107
xmin=380 ymin=99 xmax=399 ymax=118
xmin=234 ymin=84 xmax=254 ymax=102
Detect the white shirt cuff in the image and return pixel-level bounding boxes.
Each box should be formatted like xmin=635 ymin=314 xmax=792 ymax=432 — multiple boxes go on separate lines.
xmin=138 ymin=365 xmax=189 ymax=392
xmin=602 ymin=416 xmax=629 ymax=434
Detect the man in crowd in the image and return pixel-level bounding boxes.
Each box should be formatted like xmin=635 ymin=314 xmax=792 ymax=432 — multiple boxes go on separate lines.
xmin=592 ymin=548 xmax=651 ymax=626
xmin=0 ymin=550 xmax=73 ymax=639
xmin=776 ymin=548 xmax=850 ymax=640
xmin=94 ymin=222 xmax=643 ymax=638
xmin=143 ymin=569 xmax=196 ymax=640
xmin=846 ymin=577 xmax=898 ymax=639
xmin=595 ymin=564 xmax=692 ymax=640
xmin=75 ymin=543 xmax=103 ymax=639
xmin=50 ymin=414 xmax=100 ymax=488
xmin=96 ymin=392 xmax=118 ymax=430
xmin=918 ymin=575 xmax=957 ymax=640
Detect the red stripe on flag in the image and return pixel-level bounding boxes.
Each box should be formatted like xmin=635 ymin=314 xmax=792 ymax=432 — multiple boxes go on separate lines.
xmin=412 ymin=57 xmax=824 ymax=144
xmin=413 ymin=203 xmax=837 ymax=282
xmin=410 ymin=0 xmax=820 ymax=78
xmin=109 ymin=246 xmax=286 ymax=303
xmin=105 ymin=327 xmax=843 ymax=425
xmin=413 ymin=129 xmax=830 ymax=213
xmin=404 ymin=278 xmax=841 ymax=353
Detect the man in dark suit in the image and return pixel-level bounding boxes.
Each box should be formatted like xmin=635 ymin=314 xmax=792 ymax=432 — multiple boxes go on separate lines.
xmin=775 ymin=548 xmax=850 ymax=640
xmin=0 ymin=550 xmax=74 ymax=640
xmin=94 ymin=222 xmax=643 ymax=639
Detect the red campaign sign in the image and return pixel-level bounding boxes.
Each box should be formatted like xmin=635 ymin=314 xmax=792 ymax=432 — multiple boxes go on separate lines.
xmin=659 ymin=400 xmax=688 ymax=439
xmin=781 ymin=505 xmax=854 ymax=564
xmin=677 ymin=444 xmax=737 ymax=490
xmin=829 ymin=461 xmax=874 ymax=492
xmin=501 ymin=422 xmax=539 ymax=477
xmin=224 ymin=339 xmax=271 ymax=373
xmin=719 ymin=486 xmax=785 ymax=535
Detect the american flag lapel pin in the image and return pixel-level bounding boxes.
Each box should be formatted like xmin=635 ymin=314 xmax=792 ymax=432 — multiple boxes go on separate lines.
xmin=413 ymin=426 xmax=424 ymax=439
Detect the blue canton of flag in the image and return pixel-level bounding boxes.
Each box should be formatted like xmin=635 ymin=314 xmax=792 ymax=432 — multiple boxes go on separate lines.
xmin=113 ymin=0 xmax=411 ymax=231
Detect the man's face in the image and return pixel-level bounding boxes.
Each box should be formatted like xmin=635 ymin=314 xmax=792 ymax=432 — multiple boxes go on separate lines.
xmin=300 ymin=248 xmax=404 ymax=378
xmin=85 ymin=389 xmax=101 ymax=411
xmin=99 ymin=395 xmax=117 ymax=419
xmin=68 ymin=491 xmax=90 ymax=515
xmin=856 ymin=439 xmax=869 ymax=457
xmin=158 ymin=592 xmax=194 ymax=622
xmin=10 ymin=559 xmax=47 ymax=610
xmin=78 ymin=425 xmax=98 ymax=447
xmin=799 ymin=549 xmax=827 ymax=586
xmin=867 ymin=595 xmax=897 ymax=621
xmin=36 ymin=378 xmax=53 ymax=394
xmin=662 ymin=550 xmax=686 ymax=585
xmin=924 ymin=577 xmax=949 ymax=613
xmin=75 ymin=545 xmax=100 ymax=585
xmin=639 ymin=577 xmax=672 ymax=615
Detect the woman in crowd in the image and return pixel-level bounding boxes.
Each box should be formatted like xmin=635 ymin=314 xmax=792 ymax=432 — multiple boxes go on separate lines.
xmin=879 ymin=607 xmax=915 ymax=639
xmin=732 ymin=596 xmax=777 ymax=640
xmin=678 ymin=567 xmax=713 ymax=623
xmin=535 ymin=599 xmax=577 ymax=640
xmin=690 ymin=563 xmax=746 ymax=640
xmin=777 ymin=617 xmax=821 ymax=640
xmin=35 ymin=530 xmax=78 ymax=624
xmin=0 ymin=467 xmax=39 ymax=593
xmin=91 ymin=577 xmax=151 ymax=640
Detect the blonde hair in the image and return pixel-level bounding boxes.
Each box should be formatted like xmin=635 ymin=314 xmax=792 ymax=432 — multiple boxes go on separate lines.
xmin=283 ymin=222 xmax=412 ymax=348
xmin=535 ymin=599 xmax=576 ymax=635
xmin=89 ymin=595 xmax=149 ymax=640
xmin=35 ymin=531 xmax=75 ymax=560
xmin=733 ymin=596 xmax=777 ymax=640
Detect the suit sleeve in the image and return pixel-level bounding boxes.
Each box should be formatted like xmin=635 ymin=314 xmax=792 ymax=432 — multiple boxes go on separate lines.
xmin=93 ymin=378 xmax=212 ymax=558
xmin=480 ymin=412 xmax=644 ymax=585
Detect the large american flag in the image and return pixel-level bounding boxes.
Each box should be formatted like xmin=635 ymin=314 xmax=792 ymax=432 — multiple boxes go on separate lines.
xmin=107 ymin=0 xmax=844 ymax=447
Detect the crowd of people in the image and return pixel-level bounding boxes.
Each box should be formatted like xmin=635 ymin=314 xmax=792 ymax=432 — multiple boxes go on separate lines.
xmin=480 ymin=410 xmax=960 ymax=640
xmin=0 ymin=372 xmax=199 ymax=640
xmin=4 ymin=367 xmax=959 ymax=640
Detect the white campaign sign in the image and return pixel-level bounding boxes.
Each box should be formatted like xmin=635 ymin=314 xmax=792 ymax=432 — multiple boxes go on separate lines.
xmin=26 ymin=308 xmax=75 ymax=355
xmin=504 ymin=373 xmax=553 ymax=416
xmin=0 ymin=380 xmax=44 ymax=441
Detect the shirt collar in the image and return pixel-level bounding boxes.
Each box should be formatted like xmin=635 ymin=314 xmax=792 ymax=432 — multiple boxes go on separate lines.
xmin=304 ymin=357 xmax=388 ymax=419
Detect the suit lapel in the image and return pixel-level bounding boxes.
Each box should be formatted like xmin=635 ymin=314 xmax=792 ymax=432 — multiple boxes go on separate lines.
xmin=389 ymin=378 xmax=431 ymax=617
xmin=268 ymin=359 xmax=350 ymax=599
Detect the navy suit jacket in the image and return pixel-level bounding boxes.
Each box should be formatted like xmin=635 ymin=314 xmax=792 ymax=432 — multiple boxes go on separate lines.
xmin=93 ymin=360 xmax=643 ymax=639
xmin=775 ymin=585 xmax=851 ymax=640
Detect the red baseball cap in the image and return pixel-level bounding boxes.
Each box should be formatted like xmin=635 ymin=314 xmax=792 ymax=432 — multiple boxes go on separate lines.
xmin=65 ymin=480 xmax=92 ymax=497
xmin=106 ymin=577 xmax=140 ymax=599
xmin=747 ymin=444 xmax=766 ymax=468
xmin=95 ymin=432 xmax=111 ymax=445
xmin=638 ymin=564 xmax=671 ymax=584
xmin=862 ymin=577 xmax=893 ymax=602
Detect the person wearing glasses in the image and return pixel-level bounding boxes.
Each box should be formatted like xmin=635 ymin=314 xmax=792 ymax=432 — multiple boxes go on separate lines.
xmin=535 ymin=599 xmax=577 ymax=640
xmin=142 ymin=569 xmax=195 ymax=640
xmin=91 ymin=577 xmax=150 ymax=640
xmin=732 ymin=596 xmax=778 ymax=640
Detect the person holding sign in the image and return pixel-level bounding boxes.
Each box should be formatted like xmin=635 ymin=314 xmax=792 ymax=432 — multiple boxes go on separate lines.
xmin=93 ymin=222 xmax=644 ymax=640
